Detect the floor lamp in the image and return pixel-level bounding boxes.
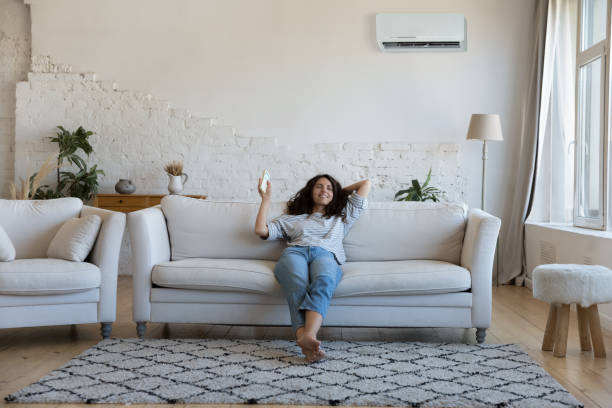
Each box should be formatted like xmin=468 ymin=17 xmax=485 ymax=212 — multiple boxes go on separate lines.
xmin=466 ymin=114 xmax=503 ymax=284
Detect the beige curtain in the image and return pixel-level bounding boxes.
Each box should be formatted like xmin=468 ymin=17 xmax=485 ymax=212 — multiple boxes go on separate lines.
xmin=530 ymin=0 xmax=577 ymax=224
xmin=499 ymin=0 xmax=549 ymax=285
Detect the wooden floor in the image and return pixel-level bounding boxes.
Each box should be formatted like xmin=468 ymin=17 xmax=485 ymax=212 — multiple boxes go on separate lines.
xmin=1 ymin=276 xmax=611 ymax=408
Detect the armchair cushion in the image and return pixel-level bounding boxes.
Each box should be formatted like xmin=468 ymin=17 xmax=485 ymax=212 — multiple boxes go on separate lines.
xmin=0 ymin=258 xmax=100 ymax=295
xmin=0 ymin=225 xmax=16 ymax=262
xmin=47 ymin=215 xmax=102 ymax=262
xmin=0 ymin=198 xmax=83 ymax=259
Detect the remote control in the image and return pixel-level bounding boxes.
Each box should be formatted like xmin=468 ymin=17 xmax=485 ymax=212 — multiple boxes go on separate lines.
xmin=260 ymin=170 xmax=270 ymax=193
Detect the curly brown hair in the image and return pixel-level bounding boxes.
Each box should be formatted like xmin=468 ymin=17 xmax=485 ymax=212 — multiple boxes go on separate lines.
xmin=286 ymin=174 xmax=349 ymax=221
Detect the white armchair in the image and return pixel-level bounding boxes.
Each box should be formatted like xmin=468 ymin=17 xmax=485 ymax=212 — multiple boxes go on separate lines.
xmin=0 ymin=198 xmax=126 ymax=338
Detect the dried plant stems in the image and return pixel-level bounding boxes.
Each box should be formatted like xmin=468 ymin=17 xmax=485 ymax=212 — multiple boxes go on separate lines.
xmin=9 ymin=156 xmax=57 ymax=200
xmin=164 ymin=160 xmax=184 ymax=176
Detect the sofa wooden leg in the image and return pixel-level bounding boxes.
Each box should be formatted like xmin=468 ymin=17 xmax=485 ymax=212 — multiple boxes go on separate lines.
xmin=553 ymin=304 xmax=570 ymax=357
xmin=577 ymin=305 xmax=592 ymax=351
xmin=587 ymin=305 xmax=606 ymax=358
xmin=136 ymin=322 xmax=147 ymax=339
xmin=476 ymin=328 xmax=486 ymax=343
xmin=100 ymin=322 xmax=112 ymax=339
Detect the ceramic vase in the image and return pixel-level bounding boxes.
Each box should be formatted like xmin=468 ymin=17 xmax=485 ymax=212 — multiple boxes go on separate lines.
xmin=168 ymin=173 xmax=188 ymax=194
xmin=115 ymin=179 xmax=136 ymax=194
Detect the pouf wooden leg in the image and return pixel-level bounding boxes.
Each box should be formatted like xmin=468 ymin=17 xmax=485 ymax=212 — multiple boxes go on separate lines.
xmin=553 ymin=304 xmax=570 ymax=357
xmin=587 ymin=305 xmax=606 ymax=358
xmin=577 ymin=305 xmax=592 ymax=351
xmin=542 ymin=303 xmax=558 ymax=351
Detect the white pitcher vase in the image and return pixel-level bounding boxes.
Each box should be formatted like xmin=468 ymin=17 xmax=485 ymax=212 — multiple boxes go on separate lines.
xmin=168 ymin=173 xmax=188 ymax=195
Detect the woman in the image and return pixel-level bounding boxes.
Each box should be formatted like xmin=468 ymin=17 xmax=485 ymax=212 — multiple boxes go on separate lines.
xmin=255 ymin=174 xmax=371 ymax=362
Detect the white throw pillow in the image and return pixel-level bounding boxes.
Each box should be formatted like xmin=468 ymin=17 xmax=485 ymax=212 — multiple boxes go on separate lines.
xmin=47 ymin=215 xmax=102 ymax=262
xmin=0 ymin=225 xmax=16 ymax=262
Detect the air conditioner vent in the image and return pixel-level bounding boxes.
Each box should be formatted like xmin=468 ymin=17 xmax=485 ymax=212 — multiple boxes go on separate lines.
xmin=383 ymin=41 xmax=461 ymax=48
xmin=376 ymin=13 xmax=467 ymax=52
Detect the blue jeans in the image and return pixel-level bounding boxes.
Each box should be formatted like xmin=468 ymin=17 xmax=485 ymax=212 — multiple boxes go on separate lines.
xmin=274 ymin=246 xmax=343 ymax=333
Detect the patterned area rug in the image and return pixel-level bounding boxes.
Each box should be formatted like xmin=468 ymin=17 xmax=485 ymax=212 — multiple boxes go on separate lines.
xmin=6 ymin=338 xmax=582 ymax=407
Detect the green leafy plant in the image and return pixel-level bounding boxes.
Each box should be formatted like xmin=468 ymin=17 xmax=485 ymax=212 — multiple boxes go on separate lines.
xmin=32 ymin=126 xmax=104 ymax=202
xmin=394 ymin=168 xmax=444 ymax=202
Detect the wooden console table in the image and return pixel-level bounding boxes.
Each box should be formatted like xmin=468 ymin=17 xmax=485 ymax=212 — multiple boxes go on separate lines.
xmin=94 ymin=194 xmax=207 ymax=213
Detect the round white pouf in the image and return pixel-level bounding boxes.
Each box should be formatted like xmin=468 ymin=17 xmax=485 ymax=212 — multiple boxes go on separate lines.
xmin=533 ymin=264 xmax=612 ymax=307
xmin=532 ymin=263 xmax=612 ymax=358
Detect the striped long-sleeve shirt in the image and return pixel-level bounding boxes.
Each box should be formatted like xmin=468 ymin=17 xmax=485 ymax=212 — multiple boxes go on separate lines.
xmin=265 ymin=193 xmax=368 ymax=264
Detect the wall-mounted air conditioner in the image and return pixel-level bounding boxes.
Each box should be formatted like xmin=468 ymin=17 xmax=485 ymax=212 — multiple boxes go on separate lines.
xmin=376 ymin=13 xmax=467 ymax=52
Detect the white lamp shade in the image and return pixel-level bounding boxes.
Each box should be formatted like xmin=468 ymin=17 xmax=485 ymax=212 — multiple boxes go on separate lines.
xmin=466 ymin=114 xmax=503 ymax=141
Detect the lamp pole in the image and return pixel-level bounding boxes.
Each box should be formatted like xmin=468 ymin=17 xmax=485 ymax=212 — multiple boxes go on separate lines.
xmin=481 ymin=140 xmax=487 ymax=211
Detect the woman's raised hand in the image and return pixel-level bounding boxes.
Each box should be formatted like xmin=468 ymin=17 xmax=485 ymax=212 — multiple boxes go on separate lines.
xmin=258 ymin=178 xmax=272 ymax=201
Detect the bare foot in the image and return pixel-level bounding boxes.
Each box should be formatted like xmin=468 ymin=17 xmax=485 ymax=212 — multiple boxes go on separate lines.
xmin=312 ymin=347 xmax=326 ymax=362
xmin=297 ymin=333 xmax=324 ymax=363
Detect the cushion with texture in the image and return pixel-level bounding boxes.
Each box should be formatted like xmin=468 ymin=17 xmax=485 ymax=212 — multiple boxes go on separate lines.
xmin=0 ymin=258 xmax=101 ymax=295
xmin=344 ymin=201 xmax=468 ymax=263
xmin=0 ymin=198 xmax=83 ymax=259
xmin=47 ymin=215 xmax=102 ymax=262
xmin=151 ymin=258 xmax=471 ymax=298
xmin=161 ymin=196 xmax=286 ymax=261
xmin=0 ymin=225 xmax=16 ymax=262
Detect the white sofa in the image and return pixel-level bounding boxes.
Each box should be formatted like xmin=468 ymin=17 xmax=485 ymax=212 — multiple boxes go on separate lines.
xmin=0 ymin=198 xmax=126 ymax=338
xmin=129 ymin=196 xmax=501 ymax=342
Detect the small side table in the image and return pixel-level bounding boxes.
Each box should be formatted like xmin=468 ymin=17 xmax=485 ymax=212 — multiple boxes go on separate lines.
xmin=93 ymin=194 xmax=207 ymax=213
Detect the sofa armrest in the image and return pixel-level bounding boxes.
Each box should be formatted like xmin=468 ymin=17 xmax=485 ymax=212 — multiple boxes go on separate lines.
xmin=81 ymin=205 xmax=127 ymax=323
xmin=460 ymin=208 xmax=501 ymax=329
xmin=128 ymin=205 xmax=171 ymax=322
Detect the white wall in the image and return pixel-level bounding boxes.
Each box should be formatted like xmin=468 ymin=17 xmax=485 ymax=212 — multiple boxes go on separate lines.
xmin=15 ymin=61 xmax=465 ymax=202
xmin=0 ymin=0 xmax=30 ymax=196
xmin=25 ymin=0 xmax=535 ymax=221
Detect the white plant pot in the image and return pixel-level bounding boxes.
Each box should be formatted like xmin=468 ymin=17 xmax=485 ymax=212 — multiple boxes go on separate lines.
xmin=168 ymin=173 xmax=188 ymax=195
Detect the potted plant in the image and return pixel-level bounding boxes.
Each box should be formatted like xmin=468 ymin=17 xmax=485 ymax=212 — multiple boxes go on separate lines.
xmin=32 ymin=126 xmax=104 ymax=202
xmin=394 ymin=168 xmax=444 ymax=202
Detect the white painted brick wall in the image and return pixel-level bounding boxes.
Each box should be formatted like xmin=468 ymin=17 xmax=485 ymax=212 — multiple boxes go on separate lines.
xmin=0 ymin=0 xmax=30 ymax=197
xmin=14 ymin=56 xmax=466 ymax=274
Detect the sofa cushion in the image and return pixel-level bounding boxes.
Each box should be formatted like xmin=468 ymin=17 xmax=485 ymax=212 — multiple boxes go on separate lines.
xmin=162 ymin=196 xmax=468 ymax=263
xmin=0 ymin=258 xmax=101 ymax=295
xmin=0 ymin=198 xmax=83 ymax=259
xmin=344 ymin=201 xmax=468 ymax=263
xmin=152 ymin=258 xmax=280 ymax=294
xmin=161 ymin=196 xmax=286 ymax=261
xmin=336 ymin=260 xmax=471 ymax=297
xmin=47 ymin=215 xmax=102 ymax=262
xmin=151 ymin=258 xmax=471 ymax=298
xmin=0 ymin=225 xmax=16 ymax=262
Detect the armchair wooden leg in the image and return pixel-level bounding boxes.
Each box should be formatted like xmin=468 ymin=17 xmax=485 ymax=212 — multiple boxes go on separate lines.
xmin=136 ymin=322 xmax=147 ymax=339
xmin=553 ymin=304 xmax=570 ymax=357
xmin=100 ymin=322 xmax=112 ymax=339
xmin=587 ymin=305 xmax=606 ymax=358
xmin=476 ymin=328 xmax=486 ymax=343
xmin=542 ymin=303 xmax=558 ymax=351
xmin=577 ymin=305 xmax=592 ymax=351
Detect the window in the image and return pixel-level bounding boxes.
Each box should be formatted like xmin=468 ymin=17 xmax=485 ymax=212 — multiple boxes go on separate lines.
xmin=574 ymin=0 xmax=610 ymax=229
